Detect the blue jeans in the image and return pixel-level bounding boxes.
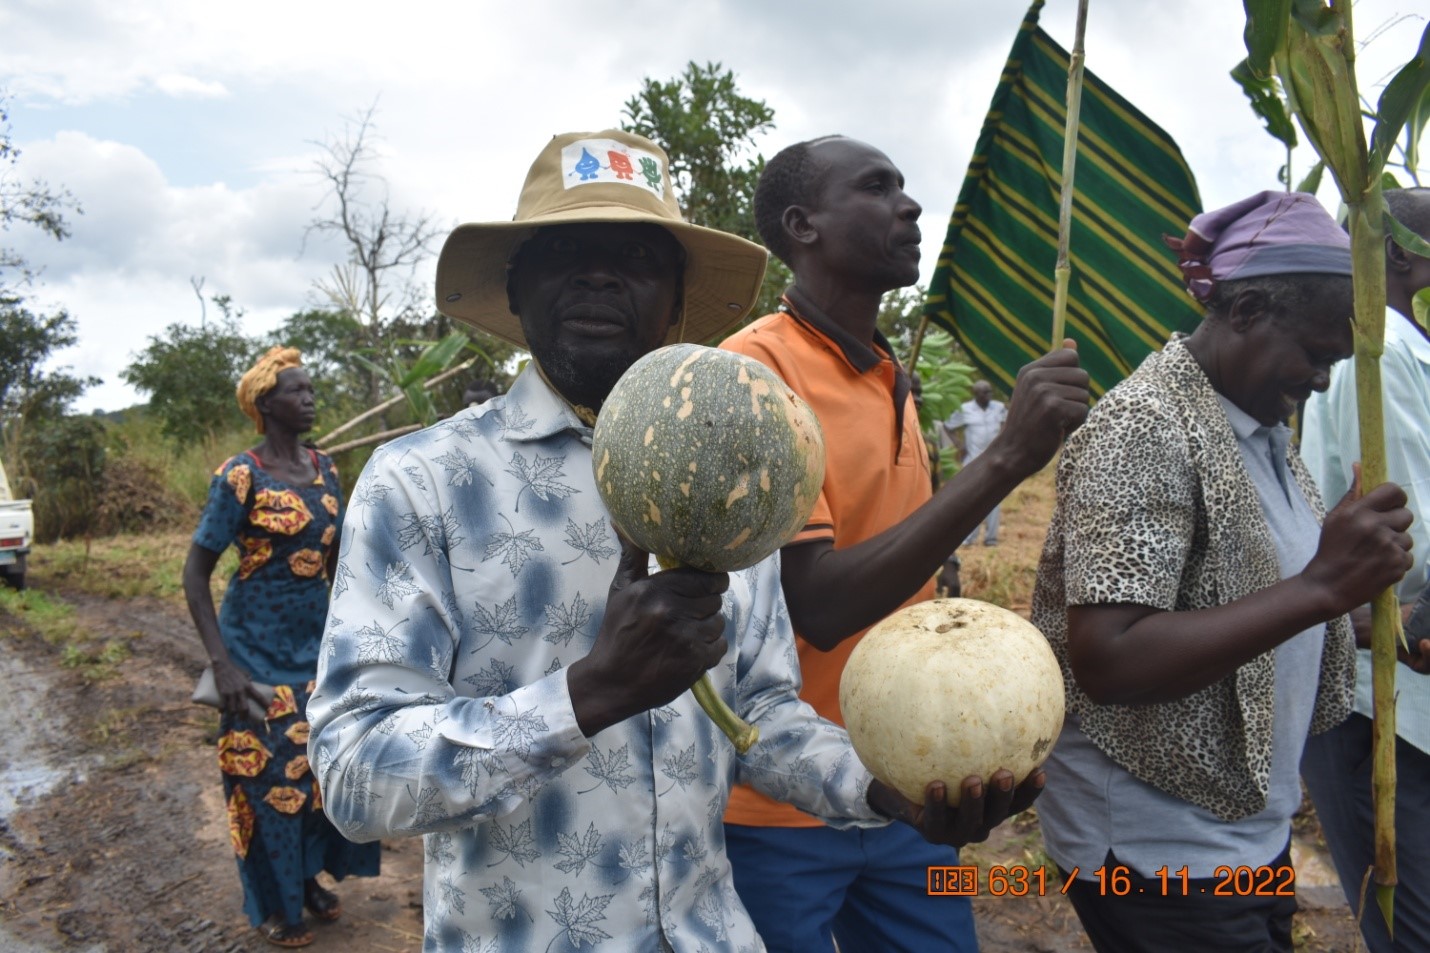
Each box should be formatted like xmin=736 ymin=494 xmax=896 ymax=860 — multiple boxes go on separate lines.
xmin=1301 ymin=713 xmax=1430 ymax=952
xmin=724 ymin=822 xmax=977 ymax=953
xmin=962 ymin=505 xmax=1000 ymax=546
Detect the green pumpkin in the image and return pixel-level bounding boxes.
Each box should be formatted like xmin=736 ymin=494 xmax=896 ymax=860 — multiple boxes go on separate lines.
xmin=593 ymin=344 xmax=826 ymax=572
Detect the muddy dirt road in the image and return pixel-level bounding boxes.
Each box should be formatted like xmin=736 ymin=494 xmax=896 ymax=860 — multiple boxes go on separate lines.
xmin=0 ymin=581 xmax=1366 ymax=952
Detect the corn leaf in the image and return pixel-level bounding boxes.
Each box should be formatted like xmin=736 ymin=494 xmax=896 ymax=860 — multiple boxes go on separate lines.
xmin=402 ymin=381 xmax=437 ymax=426
xmin=1232 ymin=59 xmax=1299 ymax=147
xmin=1412 ymin=288 xmax=1430 ymax=332
xmin=1296 ymin=159 xmax=1326 ymax=193
xmin=1242 ymin=0 xmax=1292 ymax=75
xmin=1281 ymin=10 xmax=1368 ymax=201
xmin=1289 ymin=0 xmax=1339 ymax=36
xmin=1368 ymin=24 xmax=1430 ymax=178
xmin=397 ymin=331 xmax=470 ymax=388
xmin=1405 ymin=86 xmax=1430 ymax=181
xmin=1388 ymin=212 xmax=1430 ymax=259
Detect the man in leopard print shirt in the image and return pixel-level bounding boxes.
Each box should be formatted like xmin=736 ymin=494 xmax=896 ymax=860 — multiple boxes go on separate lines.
xmin=1030 ymin=192 xmax=1415 ymax=952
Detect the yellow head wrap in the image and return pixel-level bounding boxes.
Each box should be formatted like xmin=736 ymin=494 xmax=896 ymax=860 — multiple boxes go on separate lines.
xmin=236 ymin=346 xmax=304 ymax=434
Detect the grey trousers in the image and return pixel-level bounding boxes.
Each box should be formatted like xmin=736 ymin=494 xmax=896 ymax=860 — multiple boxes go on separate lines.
xmin=1301 ymin=712 xmax=1430 ymax=952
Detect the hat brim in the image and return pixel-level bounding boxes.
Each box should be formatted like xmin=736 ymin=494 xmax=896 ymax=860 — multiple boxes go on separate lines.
xmin=435 ymin=208 xmax=769 ymax=350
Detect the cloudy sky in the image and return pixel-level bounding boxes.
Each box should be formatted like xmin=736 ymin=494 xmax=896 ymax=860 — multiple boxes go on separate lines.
xmin=3 ymin=0 xmax=1425 ymax=413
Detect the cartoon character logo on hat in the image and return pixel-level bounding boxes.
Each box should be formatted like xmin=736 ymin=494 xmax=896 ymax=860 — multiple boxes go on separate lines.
xmin=560 ymin=138 xmax=665 ymax=197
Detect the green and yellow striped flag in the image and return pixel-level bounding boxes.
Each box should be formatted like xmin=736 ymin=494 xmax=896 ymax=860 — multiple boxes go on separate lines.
xmin=925 ymin=0 xmax=1203 ymax=398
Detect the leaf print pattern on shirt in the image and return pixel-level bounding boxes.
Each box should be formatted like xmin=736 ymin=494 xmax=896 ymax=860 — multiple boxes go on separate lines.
xmin=401 ymin=464 xmax=428 ymax=491
xmin=579 ymin=744 xmax=635 ymax=795
xmin=397 ymin=506 xmax=464 ymax=561
xmin=496 ymin=404 xmax=534 ymax=438
xmin=463 ymin=659 xmax=516 ymax=697
xmin=484 ymin=517 xmax=543 ymax=577
xmin=659 ymin=743 xmax=698 ymax=796
xmin=409 ymin=784 xmax=448 ymax=827
xmin=505 ymin=451 xmax=577 ymax=511
xmin=332 ymin=561 xmax=355 ymax=599
xmin=471 ymin=596 xmax=529 ymax=650
xmin=406 ymin=722 xmax=434 ymax=751
xmin=427 ymin=831 xmax=456 ymax=865
xmin=356 ymin=622 xmax=408 ymax=665
xmin=351 ymin=481 xmax=393 ymax=526
xmin=542 ymin=593 xmax=590 ymax=646
xmin=440 ymin=875 xmax=467 ymax=916
xmin=436 ymin=447 xmax=492 ymax=488
xmin=459 ymin=934 xmax=499 ymax=953
xmin=481 ymin=876 xmax=529 ymax=922
xmin=375 ymin=562 xmax=420 ymax=609
xmin=490 ymin=700 xmax=548 ymax=758
xmin=554 ymin=822 xmax=604 ymax=877
xmin=488 ymin=817 xmax=540 ymax=868
xmin=546 ymin=887 xmax=614 ymax=950
xmin=561 ymin=518 xmax=616 ymax=565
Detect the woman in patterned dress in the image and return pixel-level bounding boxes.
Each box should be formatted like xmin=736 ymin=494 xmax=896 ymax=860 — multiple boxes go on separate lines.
xmin=182 ymin=346 xmax=380 ymax=948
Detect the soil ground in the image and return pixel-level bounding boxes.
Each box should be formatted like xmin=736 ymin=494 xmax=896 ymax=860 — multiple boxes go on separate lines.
xmin=0 ymin=500 xmax=1371 ymax=952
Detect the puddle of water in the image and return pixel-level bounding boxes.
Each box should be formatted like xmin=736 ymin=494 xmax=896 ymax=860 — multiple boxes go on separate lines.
xmin=0 ymin=642 xmax=100 ymax=951
xmin=0 ymin=646 xmax=82 ymax=818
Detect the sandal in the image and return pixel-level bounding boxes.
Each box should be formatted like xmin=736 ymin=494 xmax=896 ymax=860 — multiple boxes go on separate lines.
xmin=261 ymin=921 xmax=314 ymax=948
xmin=304 ymin=880 xmax=342 ymax=922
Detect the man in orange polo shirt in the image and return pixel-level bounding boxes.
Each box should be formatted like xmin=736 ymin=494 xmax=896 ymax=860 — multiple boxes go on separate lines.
xmin=720 ymin=135 xmax=1089 ymax=953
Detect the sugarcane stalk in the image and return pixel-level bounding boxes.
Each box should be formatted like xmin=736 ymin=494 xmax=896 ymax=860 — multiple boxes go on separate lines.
xmin=656 ymin=554 xmax=758 ymax=754
xmin=1347 ymin=194 xmax=1402 ymax=929
xmin=908 ymin=312 xmax=932 ymax=373
xmin=1050 ymin=0 xmax=1090 ymax=347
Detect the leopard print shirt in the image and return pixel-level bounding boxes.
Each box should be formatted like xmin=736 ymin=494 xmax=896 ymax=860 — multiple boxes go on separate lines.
xmin=1031 ymin=334 xmax=1354 ymax=822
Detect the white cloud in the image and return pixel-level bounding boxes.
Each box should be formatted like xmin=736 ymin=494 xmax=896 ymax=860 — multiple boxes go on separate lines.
xmin=2 ymin=0 xmax=1424 ymax=415
xmin=152 ymin=74 xmax=229 ymax=100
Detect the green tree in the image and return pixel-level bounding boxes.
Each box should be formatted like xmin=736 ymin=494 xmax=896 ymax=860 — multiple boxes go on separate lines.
xmin=121 ymin=297 xmax=256 ymax=444
xmin=1 ymin=92 xmax=79 ymax=285
xmin=0 ymin=93 xmax=91 ymax=484
xmin=622 ymin=62 xmax=789 ymax=321
xmin=265 ymin=307 xmax=367 ymax=417
xmin=0 ymin=301 xmax=100 ymax=482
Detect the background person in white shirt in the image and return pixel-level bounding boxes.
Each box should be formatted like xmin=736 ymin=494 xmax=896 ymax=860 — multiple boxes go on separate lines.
xmin=943 ymin=380 xmax=1008 ymax=545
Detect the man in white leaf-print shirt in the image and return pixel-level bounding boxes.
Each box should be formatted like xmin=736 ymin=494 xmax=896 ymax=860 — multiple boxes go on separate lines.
xmin=308 ymin=130 xmax=1036 ymax=953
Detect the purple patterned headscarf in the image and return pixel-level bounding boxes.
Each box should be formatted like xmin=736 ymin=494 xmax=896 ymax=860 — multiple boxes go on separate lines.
xmin=1163 ymin=190 xmax=1351 ymax=303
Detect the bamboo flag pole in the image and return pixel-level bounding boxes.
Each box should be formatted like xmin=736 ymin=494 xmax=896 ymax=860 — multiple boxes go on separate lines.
xmin=1050 ymin=0 xmax=1091 ymax=347
xmin=908 ymin=312 xmax=932 ymax=374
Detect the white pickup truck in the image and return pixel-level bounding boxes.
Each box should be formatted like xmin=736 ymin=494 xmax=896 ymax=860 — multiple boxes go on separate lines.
xmin=0 ymin=457 xmax=33 ymax=590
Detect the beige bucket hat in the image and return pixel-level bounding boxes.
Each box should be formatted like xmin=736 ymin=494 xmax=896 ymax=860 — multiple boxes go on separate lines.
xmin=436 ymin=129 xmax=769 ymax=349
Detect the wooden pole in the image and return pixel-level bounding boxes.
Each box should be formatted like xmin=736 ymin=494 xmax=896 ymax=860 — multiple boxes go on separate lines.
xmin=1051 ymin=0 xmax=1090 ymax=347
xmin=316 ymin=356 xmax=478 ymax=448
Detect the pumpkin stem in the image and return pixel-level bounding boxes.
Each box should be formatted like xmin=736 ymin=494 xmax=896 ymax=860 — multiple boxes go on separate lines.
xmin=692 ymin=673 xmax=759 ymax=755
xmin=655 ymin=554 xmax=759 ymax=752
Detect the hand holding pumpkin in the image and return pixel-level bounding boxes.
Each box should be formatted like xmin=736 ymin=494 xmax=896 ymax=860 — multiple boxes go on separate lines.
xmin=867 ymin=770 xmax=1046 ymax=848
xmin=568 ymin=534 xmax=731 ymax=738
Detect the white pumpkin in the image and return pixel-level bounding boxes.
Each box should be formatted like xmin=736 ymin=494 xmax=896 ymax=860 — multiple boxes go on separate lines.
xmin=839 ymin=598 xmax=1065 ymax=805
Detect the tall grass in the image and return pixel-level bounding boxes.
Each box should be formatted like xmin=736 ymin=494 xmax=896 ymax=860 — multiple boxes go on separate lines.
xmin=956 ymin=464 xmax=1056 ymax=615
xmin=39 ymin=531 xmax=235 ymax=605
xmin=106 ymin=413 xmax=257 ymax=509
